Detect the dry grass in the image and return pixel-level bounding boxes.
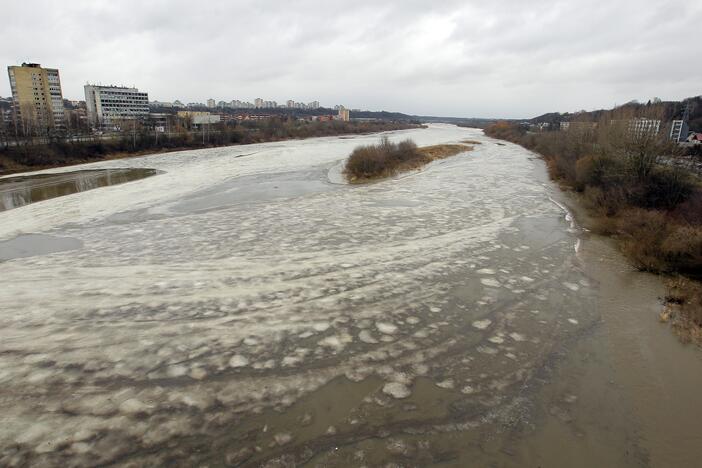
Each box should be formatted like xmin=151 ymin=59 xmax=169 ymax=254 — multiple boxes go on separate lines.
xmin=461 ymin=139 xmax=482 ymax=145
xmin=663 ymin=277 xmax=702 ymax=344
xmin=344 ymin=138 xmax=472 ymax=182
xmin=418 ymin=144 xmax=473 ymax=160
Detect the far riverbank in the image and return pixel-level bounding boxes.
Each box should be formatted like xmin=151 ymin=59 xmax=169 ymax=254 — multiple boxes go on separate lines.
xmin=0 ymin=120 xmax=423 ymax=175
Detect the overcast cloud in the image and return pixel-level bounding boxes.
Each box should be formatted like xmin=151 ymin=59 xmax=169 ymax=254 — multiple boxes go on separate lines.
xmin=1 ymin=0 xmax=700 ymax=118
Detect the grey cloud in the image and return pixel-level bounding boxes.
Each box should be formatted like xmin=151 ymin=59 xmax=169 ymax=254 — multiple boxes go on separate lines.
xmin=0 ymin=0 xmax=700 ymax=118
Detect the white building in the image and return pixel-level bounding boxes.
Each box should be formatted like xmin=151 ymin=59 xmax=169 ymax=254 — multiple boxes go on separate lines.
xmin=84 ymin=84 xmax=149 ymax=127
xmin=628 ymin=118 xmax=661 ymax=138
xmin=337 ymin=106 xmax=350 ymax=122
xmin=192 ymin=114 xmax=221 ymax=126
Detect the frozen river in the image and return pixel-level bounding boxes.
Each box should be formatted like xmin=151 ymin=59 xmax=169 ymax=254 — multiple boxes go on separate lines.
xmin=1 ymin=124 xmax=701 ymax=467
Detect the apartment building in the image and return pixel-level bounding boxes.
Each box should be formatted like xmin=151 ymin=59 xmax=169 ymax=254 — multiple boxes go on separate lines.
xmin=628 ymin=118 xmax=661 ymax=138
xmin=7 ymin=63 xmax=65 ymax=131
xmin=337 ymin=106 xmax=350 ymax=122
xmin=84 ymin=84 xmax=149 ymax=127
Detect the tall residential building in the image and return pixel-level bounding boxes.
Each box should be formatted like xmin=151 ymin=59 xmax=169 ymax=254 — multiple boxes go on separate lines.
xmin=254 ymin=98 xmax=263 ymax=108
xmin=337 ymin=106 xmax=350 ymax=122
xmin=7 ymin=63 xmax=65 ymax=131
xmin=84 ymin=84 xmax=149 ymax=127
xmin=207 ymin=98 xmax=216 ymax=108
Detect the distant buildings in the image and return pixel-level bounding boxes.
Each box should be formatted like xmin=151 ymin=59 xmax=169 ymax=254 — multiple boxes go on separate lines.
xmin=176 ymin=111 xmax=221 ymax=127
xmin=166 ymin=97 xmax=322 ymax=111
xmin=628 ymin=118 xmax=661 ymax=138
xmin=7 ymin=63 xmax=65 ymax=130
xmin=4 ymin=61 xmax=340 ymax=135
xmin=337 ymin=106 xmax=350 ymax=122
xmin=687 ymin=133 xmax=702 ymax=145
xmin=285 ymin=99 xmax=321 ymax=110
xmin=84 ymin=84 xmax=149 ymax=127
xmin=150 ymin=100 xmax=173 ymax=108
xmin=559 ymin=121 xmax=596 ymax=132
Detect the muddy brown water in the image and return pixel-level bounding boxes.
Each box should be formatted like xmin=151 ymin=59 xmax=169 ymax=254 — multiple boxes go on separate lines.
xmin=0 ymin=125 xmax=700 ymax=467
xmin=0 ymin=168 xmax=160 ymax=211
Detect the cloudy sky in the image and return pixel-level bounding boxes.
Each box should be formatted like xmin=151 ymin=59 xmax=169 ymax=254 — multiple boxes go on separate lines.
xmin=1 ymin=0 xmax=700 ymax=118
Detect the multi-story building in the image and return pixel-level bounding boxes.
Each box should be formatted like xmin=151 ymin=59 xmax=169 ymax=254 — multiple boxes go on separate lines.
xmin=628 ymin=118 xmax=661 ymax=138
xmin=84 ymin=84 xmax=149 ymax=128
xmin=207 ymin=99 xmax=216 ymax=108
xmin=7 ymin=63 xmax=65 ymax=132
xmin=254 ymin=98 xmax=263 ymax=108
xmin=337 ymin=106 xmax=350 ymax=122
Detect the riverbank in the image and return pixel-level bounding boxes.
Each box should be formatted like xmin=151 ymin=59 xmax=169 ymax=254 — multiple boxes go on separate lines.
xmin=484 ymin=121 xmax=702 ymax=344
xmin=343 ymin=137 xmax=473 ymax=182
xmin=0 ymin=120 xmax=423 ymax=175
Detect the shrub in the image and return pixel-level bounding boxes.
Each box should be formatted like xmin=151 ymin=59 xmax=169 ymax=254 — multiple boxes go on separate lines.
xmin=344 ymin=137 xmax=422 ymax=180
xmin=636 ymin=166 xmax=694 ymax=210
xmin=660 ymin=226 xmax=702 ymax=272
xmin=575 ymin=154 xmax=625 ymax=191
xmin=617 ymin=208 xmax=672 ymax=272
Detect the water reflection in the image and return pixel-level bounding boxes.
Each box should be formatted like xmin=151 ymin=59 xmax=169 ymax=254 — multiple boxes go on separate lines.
xmin=0 ymin=168 xmax=160 ymax=211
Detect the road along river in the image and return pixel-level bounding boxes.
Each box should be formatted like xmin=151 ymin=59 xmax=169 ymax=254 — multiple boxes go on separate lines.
xmin=0 ymin=124 xmax=701 ymax=467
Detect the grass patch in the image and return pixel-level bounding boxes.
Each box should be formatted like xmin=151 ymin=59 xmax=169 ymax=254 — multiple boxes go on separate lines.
xmin=343 ymin=137 xmax=471 ymax=182
xmin=662 ymin=277 xmax=702 ymax=343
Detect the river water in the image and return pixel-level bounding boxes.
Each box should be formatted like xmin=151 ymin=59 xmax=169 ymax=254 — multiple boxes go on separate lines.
xmin=0 ymin=124 xmax=700 ymax=467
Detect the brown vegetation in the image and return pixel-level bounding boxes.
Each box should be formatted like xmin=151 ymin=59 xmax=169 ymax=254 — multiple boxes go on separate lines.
xmin=0 ymin=120 xmax=423 ymax=174
xmin=662 ymin=277 xmax=702 ymax=343
xmin=343 ymin=137 xmax=471 ymax=182
xmin=485 ymin=118 xmax=702 ymax=341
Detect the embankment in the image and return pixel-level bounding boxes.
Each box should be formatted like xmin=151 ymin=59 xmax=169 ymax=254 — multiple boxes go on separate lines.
xmin=484 ymin=120 xmax=702 ymax=342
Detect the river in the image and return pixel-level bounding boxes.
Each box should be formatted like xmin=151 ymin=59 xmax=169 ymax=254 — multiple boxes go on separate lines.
xmin=0 ymin=124 xmax=700 ymax=467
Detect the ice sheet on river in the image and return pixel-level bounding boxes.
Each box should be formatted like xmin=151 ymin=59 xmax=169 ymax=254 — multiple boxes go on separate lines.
xmin=0 ymin=125 xmax=594 ymax=466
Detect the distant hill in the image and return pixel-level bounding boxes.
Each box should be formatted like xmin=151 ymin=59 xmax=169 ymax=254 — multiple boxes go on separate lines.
xmin=529 ymin=95 xmax=702 ymax=132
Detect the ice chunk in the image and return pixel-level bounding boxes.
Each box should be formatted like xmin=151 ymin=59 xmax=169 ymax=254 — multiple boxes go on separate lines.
xmin=359 ymin=330 xmax=378 ymax=344
xmin=436 ymin=379 xmax=455 ymax=389
xmin=383 ymin=382 xmax=411 ymax=399
xmin=472 ymin=319 xmax=492 ymax=330
xmin=376 ymin=322 xmax=398 ymax=334
xmin=509 ymin=332 xmax=526 ymax=342
xmin=229 ymin=355 xmax=249 ymax=368
xmin=481 ymin=278 xmax=501 ymax=288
